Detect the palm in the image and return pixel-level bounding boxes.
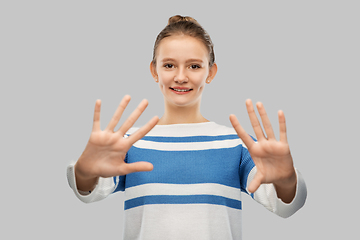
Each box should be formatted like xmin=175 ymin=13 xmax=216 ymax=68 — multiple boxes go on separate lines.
xmin=84 ymin=131 xmax=130 ymax=178
xmin=76 ymin=96 xmax=159 ymax=180
xmin=230 ymin=100 xmax=295 ymax=193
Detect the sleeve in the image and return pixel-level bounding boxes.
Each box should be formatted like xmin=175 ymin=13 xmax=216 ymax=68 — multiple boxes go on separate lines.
xmin=247 ymin=166 xmax=307 ymax=218
xmin=66 ymin=162 xmax=123 ymax=203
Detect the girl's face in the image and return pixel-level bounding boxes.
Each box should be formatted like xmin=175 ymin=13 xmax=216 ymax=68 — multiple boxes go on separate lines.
xmin=151 ymin=35 xmax=217 ymax=108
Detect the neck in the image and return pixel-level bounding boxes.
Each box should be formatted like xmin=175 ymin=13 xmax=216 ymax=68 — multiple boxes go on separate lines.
xmin=158 ymin=102 xmax=209 ymax=125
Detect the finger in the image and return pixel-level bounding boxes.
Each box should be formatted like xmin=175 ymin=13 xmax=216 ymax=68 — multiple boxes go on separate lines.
xmin=105 ymin=95 xmax=131 ymax=131
xmin=118 ymin=99 xmax=149 ymax=135
xmin=248 ymin=172 xmax=263 ymax=193
xmin=92 ymin=99 xmax=101 ymax=132
xmin=256 ymin=102 xmax=275 ymax=139
xmin=229 ymin=114 xmax=255 ymax=149
xmin=120 ymin=161 xmax=154 ymax=175
xmin=127 ymin=116 xmax=159 ymax=145
xmin=278 ymin=110 xmax=288 ymax=143
xmin=246 ymin=99 xmax=266 ymax=140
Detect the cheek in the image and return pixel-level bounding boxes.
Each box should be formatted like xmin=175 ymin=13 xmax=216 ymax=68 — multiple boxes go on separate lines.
xmin=158 ymin=73 xmax=175 ymax=88
xmin=158 ymin=77 xmax=171 ymax=91
xmin=193 ymin=73 xmax=208 ymax=90
xmin=158 ymin=81 xmax=167 ymax=92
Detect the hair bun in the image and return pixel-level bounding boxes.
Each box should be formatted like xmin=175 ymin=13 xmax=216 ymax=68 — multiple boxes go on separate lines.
xmin=153 ymin=15 xmax=215 ymax=67
xmin=167 ymin=15 xmax=199 ymax=25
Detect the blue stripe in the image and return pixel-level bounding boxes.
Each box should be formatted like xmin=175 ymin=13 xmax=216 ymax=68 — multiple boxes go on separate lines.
xmin=125 ymin=195 xmax=242 ymax=210
xmin=125 ymin=146 xmax=243 ymax=189
xmin=140 ymin=134 xmax=239 ymax=143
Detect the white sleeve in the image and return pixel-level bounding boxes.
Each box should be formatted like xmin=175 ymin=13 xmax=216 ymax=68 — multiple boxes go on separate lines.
xmin=247 ymin=167 xmax=307 ymax=218
xmin=66 ymin=162 xmax=118 ymax=203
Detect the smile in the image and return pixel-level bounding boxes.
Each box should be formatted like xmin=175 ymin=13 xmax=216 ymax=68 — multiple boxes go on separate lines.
xmin=170 ymin=87 xmax=193 ymax=92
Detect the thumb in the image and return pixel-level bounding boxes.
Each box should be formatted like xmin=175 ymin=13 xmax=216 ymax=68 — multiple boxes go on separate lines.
xmin=120 ymin=161 xmax=154 ymax=175
xmin=248 ymin=172 xmax=263 ymax=193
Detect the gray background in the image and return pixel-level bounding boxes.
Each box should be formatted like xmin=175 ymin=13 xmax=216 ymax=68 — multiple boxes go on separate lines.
xmin=1 ymin=0 xmax=358 ymax=239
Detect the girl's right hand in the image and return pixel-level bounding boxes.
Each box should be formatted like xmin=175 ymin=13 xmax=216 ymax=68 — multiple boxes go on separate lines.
xmin=74 ymin=95 xmax=159 ymax=191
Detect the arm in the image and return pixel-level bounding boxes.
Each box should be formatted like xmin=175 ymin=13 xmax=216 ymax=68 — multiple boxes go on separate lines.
xmin=67 ymin=95 xmax=159 ymax=203
xmin=248 ymin=167 xmax=307 ymax=218
xmin=230 ymin=100 xmax=307 ymax=215
xmin=67 ymin=162 xmax=117 ymax=203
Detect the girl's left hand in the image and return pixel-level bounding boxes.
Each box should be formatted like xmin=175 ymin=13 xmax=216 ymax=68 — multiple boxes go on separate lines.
xmin=229 ymin=100 xmax=297 ymax=199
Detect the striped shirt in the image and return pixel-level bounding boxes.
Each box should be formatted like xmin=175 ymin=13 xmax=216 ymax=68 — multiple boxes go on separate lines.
xmin=67 ymin=122 xmax=307 ymax=240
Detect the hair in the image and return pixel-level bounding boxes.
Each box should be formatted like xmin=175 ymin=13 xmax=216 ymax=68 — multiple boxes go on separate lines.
xmin=152 ymin=15 xmax=215 ymax=67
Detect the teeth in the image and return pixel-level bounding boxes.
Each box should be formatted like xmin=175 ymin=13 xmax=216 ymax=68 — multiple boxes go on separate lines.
xmin=172 ymin=88 xmax=190 ymax=92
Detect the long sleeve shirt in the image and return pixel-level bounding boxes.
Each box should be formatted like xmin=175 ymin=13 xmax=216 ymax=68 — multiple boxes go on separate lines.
xmin=67 ymin=122 xmax=307 ymax=240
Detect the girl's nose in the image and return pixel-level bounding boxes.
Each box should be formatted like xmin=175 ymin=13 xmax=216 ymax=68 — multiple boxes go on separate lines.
xmin=174 ymin=68 xmax=188 ymax=83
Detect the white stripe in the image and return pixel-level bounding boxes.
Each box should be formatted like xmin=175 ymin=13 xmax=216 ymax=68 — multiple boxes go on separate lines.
xmin=126 ymin=122 xmax=238 ymax=137
xmin=125 ymin=183 xmax=242 ymax=201
xmin=124 ymin=204 xmax=242 ymax=240
xmin=133 ymin=138 xmax=244 ymax=151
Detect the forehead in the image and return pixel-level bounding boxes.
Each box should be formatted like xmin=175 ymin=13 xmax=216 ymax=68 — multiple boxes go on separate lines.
xmin=157 ymin=35 xmax=209 ymax=62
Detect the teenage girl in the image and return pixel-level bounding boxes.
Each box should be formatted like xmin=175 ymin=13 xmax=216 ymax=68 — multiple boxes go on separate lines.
xmin=68 ymin=15 xmax=307 ymax=240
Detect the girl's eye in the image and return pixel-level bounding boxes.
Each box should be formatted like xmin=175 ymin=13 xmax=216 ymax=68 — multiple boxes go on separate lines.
xmin=190 ymin=64 xmax=201 ymax=69
xmin=164 ymin=64 xmax=174 ymax=69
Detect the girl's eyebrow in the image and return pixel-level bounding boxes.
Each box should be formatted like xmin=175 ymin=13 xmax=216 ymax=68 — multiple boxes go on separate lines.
xmin=160 ymin=58 xmax=176 ymax=63
xmin=186 ymin=58 xmax=204 ymax=63
xmin=160 ymin=58 xmax=204 ymax=63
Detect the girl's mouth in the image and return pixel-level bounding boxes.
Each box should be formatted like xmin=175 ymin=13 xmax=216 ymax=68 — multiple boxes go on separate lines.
xmin=170 ymin=87 xmax=193 ymax=93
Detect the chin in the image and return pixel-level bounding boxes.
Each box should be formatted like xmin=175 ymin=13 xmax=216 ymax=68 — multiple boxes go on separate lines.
xmin=162 ymin=89 xmax=203 ymax=108
xmin=168 ymin=98 xmax=201 ymax=108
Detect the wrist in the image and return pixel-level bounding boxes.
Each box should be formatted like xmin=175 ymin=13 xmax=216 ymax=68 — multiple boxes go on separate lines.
xmin=74 ymin=161 xmax=98 ymax=192
xmin=273 ymin=170 xmax=297 ymax=204
xmin=274 ymin=170 xmax=297 ymax=190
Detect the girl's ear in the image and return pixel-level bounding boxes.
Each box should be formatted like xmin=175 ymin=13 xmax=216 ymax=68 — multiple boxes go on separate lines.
xmin=150 ymin=62 xmax=159 ymax=82
xmin=206 ymin=63 xmax=218 ymax=84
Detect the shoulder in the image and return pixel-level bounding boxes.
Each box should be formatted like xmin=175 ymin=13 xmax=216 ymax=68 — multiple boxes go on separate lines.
xmin=208 ymin=122 xmax=237 ymax=135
